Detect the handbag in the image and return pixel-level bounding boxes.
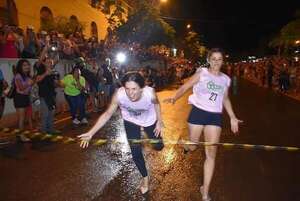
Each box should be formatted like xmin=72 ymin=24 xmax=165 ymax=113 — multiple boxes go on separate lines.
xmin=5 ymin=79 xmax=16 ymax=99
xmin=6 ymin=85 xmax=16 ymax=99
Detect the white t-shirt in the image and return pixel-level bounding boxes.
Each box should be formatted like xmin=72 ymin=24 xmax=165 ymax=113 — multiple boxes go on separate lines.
xmin=188 ymin=68 xmax=231 ymax=113
xmin=117 ymin=86 xmax=157 ymax=127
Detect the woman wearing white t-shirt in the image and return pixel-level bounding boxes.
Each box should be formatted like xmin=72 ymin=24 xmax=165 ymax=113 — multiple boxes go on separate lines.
xmin=164 ymin=48 xmax=242 ymax=201
xmin=78 ymin=72 xmax=164 ymax=195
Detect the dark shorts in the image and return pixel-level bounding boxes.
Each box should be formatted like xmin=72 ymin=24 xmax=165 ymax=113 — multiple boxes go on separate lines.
xmin=13 ymin=93 xmax=30 ymax=108
xmin=187 ymin=105 xmax=222 ymax=127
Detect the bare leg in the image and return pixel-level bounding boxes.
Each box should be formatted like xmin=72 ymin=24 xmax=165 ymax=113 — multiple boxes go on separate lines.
xmin=26 ymin=107 xmax=33 ymax=130
xmin=17 ymin=108 xmax=31 ymax=142
xmin=185 ymin=123 xmax=204 ymax=151
xmin=201 ymin=125 xmax=221 ymax=199
xmin=27 ymin=115 xmax=33 ymax=130
xmin=17 ymin=108 xmax=25 ymax=130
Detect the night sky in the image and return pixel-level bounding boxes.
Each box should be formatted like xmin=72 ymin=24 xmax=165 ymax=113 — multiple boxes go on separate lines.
xmin=160 ymin=0 xmax=300 ymax=55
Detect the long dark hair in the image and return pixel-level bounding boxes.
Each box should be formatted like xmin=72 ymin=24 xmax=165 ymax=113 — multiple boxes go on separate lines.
xmin=34 ymin=61 xmax=46 ymax=75
xmin=71 ymin=65 xmax=81 ymax=75
xmin=121 ymin=72 xmax=145 ymax=88
xmin=16 ymin=59 xmax=31 ymax=80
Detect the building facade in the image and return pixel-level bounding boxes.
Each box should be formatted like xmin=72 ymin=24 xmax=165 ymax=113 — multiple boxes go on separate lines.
xmin=0 ymin=0 xmax=130 ymax=40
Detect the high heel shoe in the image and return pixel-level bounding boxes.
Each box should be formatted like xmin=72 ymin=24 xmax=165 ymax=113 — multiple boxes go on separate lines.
xmin=139 ymin=177 xmax=149 ymax=195
xmin=140 ymin=184 xmax=149 ymax=195
xmin=200 ymin=186 xmax=211 ymax=201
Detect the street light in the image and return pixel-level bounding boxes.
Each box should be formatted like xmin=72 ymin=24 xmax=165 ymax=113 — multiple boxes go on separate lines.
xmin=172 ymin=48 xmax=177 ymax=57
xmin=116 ymin=52 xmax=126 ymax=64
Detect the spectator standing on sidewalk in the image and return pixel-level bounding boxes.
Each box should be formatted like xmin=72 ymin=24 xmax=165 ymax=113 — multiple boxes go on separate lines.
xmin=35 ymin=41 xmax=61 ymax=134
xmin=0 ymin=25 xmax=18 ymax=58
xmin=279 ymin=65 xmax=290 ymax=93
xmin=267 ymin=62 xmax=274 ymax=88
xmin=61 ymin=65 xmax=88 ymax=125
xmin=22 ymin=26 xmax=38 ymax=58
xmin=13 ymin=59 xmax=35 ymax=142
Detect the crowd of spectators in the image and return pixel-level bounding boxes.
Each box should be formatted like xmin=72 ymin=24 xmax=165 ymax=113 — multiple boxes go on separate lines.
xmin=226 ymin=56 xmax=300 ymax=96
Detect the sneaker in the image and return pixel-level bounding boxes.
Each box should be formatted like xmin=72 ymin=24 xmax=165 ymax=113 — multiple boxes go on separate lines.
xmin=81 ymin=118 xmax=88 ymax=124
xmin=73 ymin=118 xmax=81 ymax=125
xmin=19 ymin=134 xmax=31 ymax=142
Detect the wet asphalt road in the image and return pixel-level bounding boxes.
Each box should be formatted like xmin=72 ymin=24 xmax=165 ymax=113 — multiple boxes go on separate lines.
xmin=1 ymin=79 xmax=300 ymax=201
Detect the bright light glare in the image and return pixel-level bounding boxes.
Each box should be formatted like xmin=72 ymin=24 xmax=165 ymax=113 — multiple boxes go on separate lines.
xmin=172 ymin=48 xmax=177 ymax=57
xmin=116 ymin=52 xmax=126 ymax=63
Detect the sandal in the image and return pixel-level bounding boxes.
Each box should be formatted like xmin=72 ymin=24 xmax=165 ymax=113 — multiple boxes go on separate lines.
xmin=200 ymin=186 xmax=211 ymax=201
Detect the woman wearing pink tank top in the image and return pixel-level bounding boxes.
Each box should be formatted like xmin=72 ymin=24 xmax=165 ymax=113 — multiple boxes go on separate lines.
xmin=164 ymin=48 xmax=242 ymax=201
xmin=78 ymin=72 xmax=164 ymax=195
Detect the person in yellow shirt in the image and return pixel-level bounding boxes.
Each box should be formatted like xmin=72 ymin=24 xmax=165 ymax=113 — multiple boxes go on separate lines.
xmin=61 ymin=65 xmax=88 ymax=125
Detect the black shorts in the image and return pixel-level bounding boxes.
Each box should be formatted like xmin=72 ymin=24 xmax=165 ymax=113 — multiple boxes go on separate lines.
xmin=187 ymin=105 xmax=222 ymax=127
xmin=13 ymin=93 xmax=30 ymax=108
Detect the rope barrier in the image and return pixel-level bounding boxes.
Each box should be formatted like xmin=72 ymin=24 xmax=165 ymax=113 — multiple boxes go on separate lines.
xmin=0 ymin=128 xmax=299 ymax=152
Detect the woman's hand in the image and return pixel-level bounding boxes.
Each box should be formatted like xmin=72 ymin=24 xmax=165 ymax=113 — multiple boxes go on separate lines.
xmin=73 ymin=79 xmax=83 ymax=90
xmin=28 ymin=79 xmax=35 ymax=86
xmin=230 ymin=117 xmax=243 ymax=134
xmin=78 ymin=132 xmax=93 ymax=148
xmin=154 ymin=120 xmax=164 ymax=137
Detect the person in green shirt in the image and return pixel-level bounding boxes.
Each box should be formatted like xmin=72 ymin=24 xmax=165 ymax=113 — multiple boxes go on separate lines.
xmin=61 ymin=66 xmax=88 ymax=125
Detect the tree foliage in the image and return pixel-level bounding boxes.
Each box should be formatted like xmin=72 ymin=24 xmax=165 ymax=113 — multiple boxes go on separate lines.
xmin=269 ymin=9 xmax=300 ymax=54
xmin=179 ymin=31 xmax=206 ymax=61
xmin=91 ymin=0 xmax=126 ymax=29
xmin=114 ymin=0 xmax=175 ymax=47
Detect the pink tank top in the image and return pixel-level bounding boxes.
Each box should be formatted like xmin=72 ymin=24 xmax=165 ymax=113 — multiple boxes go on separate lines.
xmin=117 ymin=86 xmax=157 ymax=127
xmin=188 ymin=68 xmax=231 ymax=113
